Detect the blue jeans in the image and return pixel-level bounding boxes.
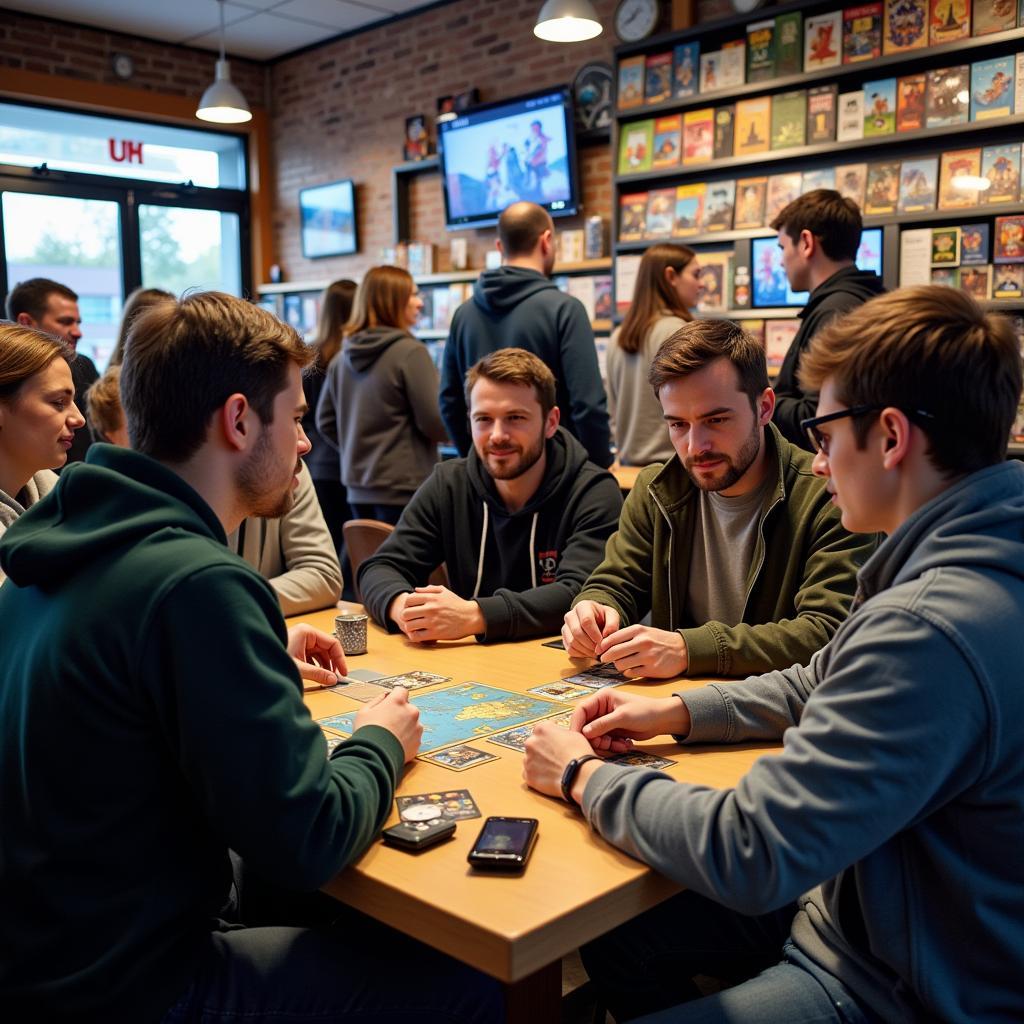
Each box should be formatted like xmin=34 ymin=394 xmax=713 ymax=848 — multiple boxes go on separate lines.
xmin=580 ymin=889 xmax=877 ymax=1024
xmin=633 ymin=943 xmax=874 ymax=1023
xmin=162 ymin=914 xmax=504 ymax=1023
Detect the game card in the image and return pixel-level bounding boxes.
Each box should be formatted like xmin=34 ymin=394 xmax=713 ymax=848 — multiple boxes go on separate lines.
xmin=317 ymin=713 xmax=355 ymax=736
xmin=527 ymin=682 xmax=591 ymax=701
xmin=419 ymin=744 xmax=498 ymax=772
xmin=373 ymin=670 xmax=451 ymax=691
xmin=327 ymin=680 xmax=391 ymax=702
xmin=320 ymin=727 xmax=345 ymax=757
xmin=486 ymin=724 xmax=535 ymax=752
xmin=611 ymin=751 xmax=677 ymax=769
xmin=565 ymin=662 xmax=631 ymax=689
xmin=398 ymin=789 xmax=481 ymax=820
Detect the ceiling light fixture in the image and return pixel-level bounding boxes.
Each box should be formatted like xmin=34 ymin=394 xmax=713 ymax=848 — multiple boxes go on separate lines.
xmin=196 ymin=0 xmax=252 ymax=124
xmin=534 ymin=0 xmax=603 ymax=42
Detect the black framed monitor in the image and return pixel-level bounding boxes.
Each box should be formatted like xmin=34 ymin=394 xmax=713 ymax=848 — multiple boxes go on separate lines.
xmin=438 ymin=87 xmax=580 ymax=230
xmin=299 ymin=179 xmax=358 ymax=258
xmin=751 ymin=227 xmax=883 ymax=308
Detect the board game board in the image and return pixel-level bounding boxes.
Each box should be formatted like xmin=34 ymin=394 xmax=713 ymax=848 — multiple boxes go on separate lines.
xmin=319 ymin=682 xmax=563 ymax=754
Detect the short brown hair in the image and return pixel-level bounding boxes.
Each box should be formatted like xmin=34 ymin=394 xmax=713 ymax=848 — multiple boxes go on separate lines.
xmin=110 ymin=287 xmax=174 ymax=366
xmin=346 ymin=265 xmax=414 ymax=336
xmin=498 ymin=202 xmax=552 ymax=259
xmin=648 ymin=319 xmax=769 ymax=407
xmin=0 ymin=322 xmax=69 ymax=401
xmin=120 ymin=291 xmax=311 ymax=463
xmin=799 ymin=286 xmax=1023 ymax=476
xmin=86 ymin=365 xmax=124 ymax=442
xmin=5 ymin=277 xmax=78 ymax=323
xmin=465 ymin=348 xmax=557 ymax=417
xmin=770 ymin=189 xmax=862 ymax=262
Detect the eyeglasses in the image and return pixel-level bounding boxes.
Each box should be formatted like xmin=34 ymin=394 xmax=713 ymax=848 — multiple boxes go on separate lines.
xmin=801 ymin=405 xmax=935 ymax=456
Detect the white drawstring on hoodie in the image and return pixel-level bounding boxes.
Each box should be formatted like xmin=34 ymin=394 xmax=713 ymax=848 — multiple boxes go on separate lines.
xmin=472 ymin=502 xmax=538 ymax=598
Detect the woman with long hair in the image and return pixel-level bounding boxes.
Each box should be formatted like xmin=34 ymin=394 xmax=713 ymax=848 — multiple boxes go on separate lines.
xmin=304 ymin=279 xmax=357 ymax=555
xmin=0 ymin=323 xmax=86 ymax=581
xmin=109 ymin=287 xmax=174 ymax=366
xmin=606 ymin=243 xmax=702 ymax=466
xmin=315 ymin=266 xmax=447 ymax=524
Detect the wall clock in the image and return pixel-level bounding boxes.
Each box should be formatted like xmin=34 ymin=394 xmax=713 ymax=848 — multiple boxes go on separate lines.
xmin=614 ymin=0 xmax=660 ymax=43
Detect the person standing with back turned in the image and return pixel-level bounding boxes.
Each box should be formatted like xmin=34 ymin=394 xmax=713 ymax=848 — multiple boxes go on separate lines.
xmin=440 ymin=201 xmax=613 ymax=468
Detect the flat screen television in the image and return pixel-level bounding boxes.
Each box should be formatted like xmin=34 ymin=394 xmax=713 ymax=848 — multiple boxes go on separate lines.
xmin=438 ymin=87 xmax=580 ymax=230
xmin=751 ymin=228 xmax=883 ymax=307
xmin=299 ymin=179 xmax=357 ymax=258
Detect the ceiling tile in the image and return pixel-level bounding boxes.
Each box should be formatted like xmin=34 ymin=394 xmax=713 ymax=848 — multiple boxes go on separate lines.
xmin=188 ymin=12 xmax=339 ymax=59
xmin=272 ymin=0 xmax=383 ymax=30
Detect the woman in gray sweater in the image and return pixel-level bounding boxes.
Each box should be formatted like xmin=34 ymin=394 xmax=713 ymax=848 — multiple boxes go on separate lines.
xmin=606 ymin=243 xmax=702 ymax=466
xmin=316 ymin=266 xmax=448 ymax=524
xmin=0 ymin=323 xmax=86 ymax=582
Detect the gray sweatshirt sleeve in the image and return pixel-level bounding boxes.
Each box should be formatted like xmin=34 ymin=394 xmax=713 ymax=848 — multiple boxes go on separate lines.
xmin=680 ymin=655 xmax=821 ymax=745
xmin=315 ymin=358 xmax=341 ymax=452
xmin=271 ymin=465 xmax=343 ymax=615
xmin=403 ymin=343 xmax=449 ymax=444
xmin=580 ymin=607 xmax=987 ymax=915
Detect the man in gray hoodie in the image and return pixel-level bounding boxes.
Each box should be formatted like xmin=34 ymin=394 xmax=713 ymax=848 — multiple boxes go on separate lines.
xmin=524 ymin=286 xmax=1024 ymax=1023
xmin=439 ymin=202 xmax=613 ymax=468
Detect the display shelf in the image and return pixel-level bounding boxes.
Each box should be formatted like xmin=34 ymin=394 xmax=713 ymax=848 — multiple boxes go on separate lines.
xmin=615 ymin=114 xmax=1024 ymax=186
xmin=618 ymin=27 xmax=1024 ymax=121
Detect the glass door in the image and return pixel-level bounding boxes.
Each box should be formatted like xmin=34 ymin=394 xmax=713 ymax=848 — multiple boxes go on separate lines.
xmin=1 ymin=189 xmax=124 ymax=368
xmin=138 ymin=204 xmax=241 ymax=297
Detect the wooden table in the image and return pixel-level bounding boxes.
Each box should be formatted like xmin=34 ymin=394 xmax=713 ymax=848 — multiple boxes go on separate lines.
xmin=610 ymin=462 xmax=642 ymax=492
xmin=294 ymin=605 xmax=777 ymax=1022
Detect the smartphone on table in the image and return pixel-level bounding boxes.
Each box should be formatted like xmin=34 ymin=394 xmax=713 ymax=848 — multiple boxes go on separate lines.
xmin=467 ymin=816 xmax=538 ymax=873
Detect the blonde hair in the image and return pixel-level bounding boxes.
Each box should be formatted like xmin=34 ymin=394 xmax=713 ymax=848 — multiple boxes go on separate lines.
xmin=0 ymin=322 xmax=69 ymax=402
xmin=86 ymin=365 xmax=125 ymax=441
xmin=345 ymin=266 xmax=414 ymax=336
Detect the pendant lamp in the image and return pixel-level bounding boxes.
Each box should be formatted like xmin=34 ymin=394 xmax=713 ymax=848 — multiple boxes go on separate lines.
xmin=534 ymin=0 xmax=603 ymax=42
xmin=197 ymin=0 xmax=252 ymax=124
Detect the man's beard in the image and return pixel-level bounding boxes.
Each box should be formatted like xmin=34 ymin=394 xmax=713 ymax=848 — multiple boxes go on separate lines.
xmin=237 ymin=430 xmax=298 ymax=519
xmin=683 ymin=420 xmax=761 ymax=493
xmin=484 ymin=431 xmax=545 ymax=481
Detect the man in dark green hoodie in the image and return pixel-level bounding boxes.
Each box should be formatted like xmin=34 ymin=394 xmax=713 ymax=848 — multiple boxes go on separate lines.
xmin=361 ymin=348 xmax=622 ymax=643
xmin=0 ymin=292 xmax=502 ymax=1022
xmin=769 ymin=190 xmax=887 ymax=449
xmin=439 ymin=201 xmax=613 ymax=467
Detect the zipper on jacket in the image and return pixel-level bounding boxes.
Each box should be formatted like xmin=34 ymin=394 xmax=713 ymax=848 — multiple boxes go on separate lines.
xmin=739 ymin=492 xmax=783 ymax=622
xmin=649 ymin=488 xmax=675 ymax=626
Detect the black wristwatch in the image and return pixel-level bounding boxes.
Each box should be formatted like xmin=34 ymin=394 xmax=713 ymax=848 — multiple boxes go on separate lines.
xmin=560 ymin=753 xmax=602 ymax=806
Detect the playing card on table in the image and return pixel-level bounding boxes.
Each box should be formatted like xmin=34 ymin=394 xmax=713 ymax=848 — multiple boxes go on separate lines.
xmin=327 ymin=680 xmax=391 ymax=702
xmin=419 ymin=744 xmax=498 ymax=771
xmin=610 ymin=750 xmax=677 ymax=769
xmin=565 ymin=662 xmax=631 ymax=689
xmin=527 ymin=682 xmax=591 ymax=701
xmin=397 ymin=788 xmax=481 ymax=820
xmin=486 ymin=723 xmax=536 ymax=752
xmin=373 ymin=670 xmax=451 ymax=691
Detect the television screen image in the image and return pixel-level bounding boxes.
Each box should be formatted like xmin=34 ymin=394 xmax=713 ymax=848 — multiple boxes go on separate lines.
xmin=439 ymin=88 xmax=579 ymax=229
xmin=299 ymin=180 xmax=357 ymax=258
xmin=751 ymin=228 xmax=883 ymax=307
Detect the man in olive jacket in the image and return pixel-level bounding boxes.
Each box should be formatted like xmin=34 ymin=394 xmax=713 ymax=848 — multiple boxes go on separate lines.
xmin=563 ymin=319 xmax=872 ymax=678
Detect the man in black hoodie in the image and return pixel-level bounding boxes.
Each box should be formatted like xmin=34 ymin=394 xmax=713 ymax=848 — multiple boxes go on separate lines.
xmin=439 ymin=201 xmax=614 ymax=468
xmin=361 ymin=349 xmax=623 ymax=643
xmin=769 ymin=190 xmax=886 ymax=449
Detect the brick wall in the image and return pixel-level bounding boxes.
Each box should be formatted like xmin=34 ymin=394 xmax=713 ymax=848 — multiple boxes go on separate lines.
xmin=0 ymin=8 xmax=266 ymax=107
xmin=270 ymin=0 xmax=620 ymax=282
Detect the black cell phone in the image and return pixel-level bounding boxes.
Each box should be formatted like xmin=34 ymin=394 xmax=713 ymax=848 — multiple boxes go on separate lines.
xmin=467 ymin=816 xmax=538 ymax=872
xmin=381 ymin=818 xmax=456 ymax=852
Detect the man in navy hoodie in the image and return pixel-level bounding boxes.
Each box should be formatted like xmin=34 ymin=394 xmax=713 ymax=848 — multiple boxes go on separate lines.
xmin=524 ymin=286 xmax=1024 ymax=1023
xmin=361 ymin=348 xmax=622 ymax=643
xmin=439 ymin=201 xmax=613 ymax=467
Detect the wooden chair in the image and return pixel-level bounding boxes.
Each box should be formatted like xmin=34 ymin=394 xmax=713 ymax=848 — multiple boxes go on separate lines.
xmin=343 ymin=518 xmax=447 ymax=602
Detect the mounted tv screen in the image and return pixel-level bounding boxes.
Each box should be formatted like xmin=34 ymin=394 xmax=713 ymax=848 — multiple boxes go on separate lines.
xmin=299 ymin=179 xmax=357 ymax=258
xmin=751 ymin=228 xmax=883 ymax=307
xmin=438 ymin=88 xmax=580 ymax=230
